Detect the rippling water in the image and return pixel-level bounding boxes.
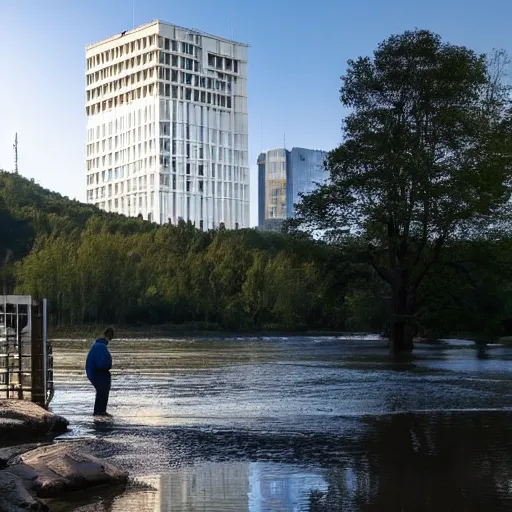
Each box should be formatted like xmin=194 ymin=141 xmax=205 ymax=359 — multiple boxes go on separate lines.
xmin=47 ymin=336 xmax=512 ymax=511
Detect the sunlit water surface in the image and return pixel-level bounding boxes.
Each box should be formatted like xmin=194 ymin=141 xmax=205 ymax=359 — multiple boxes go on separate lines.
xmin=47 ymin=336 xmax=512 ymax=511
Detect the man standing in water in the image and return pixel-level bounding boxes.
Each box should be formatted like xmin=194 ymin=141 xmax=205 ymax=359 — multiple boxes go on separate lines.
xmin=86 ymin=327 xmax=114 ymax=417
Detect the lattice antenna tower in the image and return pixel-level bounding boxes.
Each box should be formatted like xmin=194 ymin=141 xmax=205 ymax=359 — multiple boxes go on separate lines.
xmin=13 ymin=133 xmax=18 ymax=174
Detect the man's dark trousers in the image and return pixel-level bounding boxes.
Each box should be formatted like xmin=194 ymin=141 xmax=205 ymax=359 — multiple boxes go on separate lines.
xmin=91 ymin=372 xmax=111 ymax=415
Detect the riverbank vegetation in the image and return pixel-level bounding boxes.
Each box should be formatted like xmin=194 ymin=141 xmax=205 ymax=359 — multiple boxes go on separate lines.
xmin=2 ymin=169 xmax=512 ymax=340
xmin=288 ymin=30 xmax=512 ymax=349
xmin=2 ymin=30 xmax=512 ymax=347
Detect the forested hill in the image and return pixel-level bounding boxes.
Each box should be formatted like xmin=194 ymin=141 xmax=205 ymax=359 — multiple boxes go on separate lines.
xmin=2 ymin=169 xmax=512 ymax=338
xmin=0 ymin=170 xmax=97 ymax=219
xmin=0 ymin=170 xmax=155 ymax=239
xmin=0 ymin=170 xmax=358 ymax=330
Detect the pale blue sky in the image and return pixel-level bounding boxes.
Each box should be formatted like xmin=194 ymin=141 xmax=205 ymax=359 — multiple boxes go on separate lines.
xmin=0 ymin=0 xmax=511 ymax=225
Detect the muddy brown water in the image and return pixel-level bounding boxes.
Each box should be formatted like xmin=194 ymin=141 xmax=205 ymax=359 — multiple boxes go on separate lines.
xmin=47 ymin=336 xmax=512 ymax=511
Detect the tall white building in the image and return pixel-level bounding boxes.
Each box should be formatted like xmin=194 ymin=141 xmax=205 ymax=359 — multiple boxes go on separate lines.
xmin=85 ymin=20 xmax=249 ymax=229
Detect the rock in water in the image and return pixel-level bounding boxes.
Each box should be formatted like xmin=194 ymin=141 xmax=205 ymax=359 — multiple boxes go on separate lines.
xmin=14 ymin=443 xmax=128 ymax=498
xmin=0 ymin=444 xmax=45 ymax=469
xmin=0 ymin=470 xmax=47 ymax=511
xmin=0 ymin=400 xmax=68 ymax=444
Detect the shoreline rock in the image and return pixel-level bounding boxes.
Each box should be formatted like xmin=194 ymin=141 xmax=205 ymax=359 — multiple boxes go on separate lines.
xmin=0 ymin=442 xmax=128 ymax=511
xmin=0 ymin=400 xmax=68 ymax=445
xmin=0 ymin=469 xmax=47 ymax=511
xmin=0 ymin=443 xmax=47 ymax=469
xmin=0 ymin=402 xmax=128 ymax=510
xmin=11 ymin=443 xmax=129 ymax=498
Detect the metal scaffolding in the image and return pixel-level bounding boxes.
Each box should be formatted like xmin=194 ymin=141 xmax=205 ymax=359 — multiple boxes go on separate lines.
xmin=0 ymin=296 xmax=53 ymax=407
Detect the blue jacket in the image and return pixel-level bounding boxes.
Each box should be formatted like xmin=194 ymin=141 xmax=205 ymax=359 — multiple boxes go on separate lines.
xmin=85 ymin=337 xmax=112 ymax=381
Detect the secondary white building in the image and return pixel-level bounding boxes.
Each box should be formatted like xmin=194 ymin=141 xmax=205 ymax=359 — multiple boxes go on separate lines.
xmin=85 ymin=20 xmax=249 ymax=229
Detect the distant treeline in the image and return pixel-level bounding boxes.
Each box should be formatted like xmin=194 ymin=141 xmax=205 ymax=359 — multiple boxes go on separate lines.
xmin=1 ymin=170 xmax=512 ymax=337
xmin=0 ymin=171 xmax=362 ymax=330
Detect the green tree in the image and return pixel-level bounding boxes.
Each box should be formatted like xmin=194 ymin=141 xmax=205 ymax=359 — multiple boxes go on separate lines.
xmin=0 ymin=196 xmax=33 ymax=293
xmin=290 ymin=30 xmax=512 ymax=350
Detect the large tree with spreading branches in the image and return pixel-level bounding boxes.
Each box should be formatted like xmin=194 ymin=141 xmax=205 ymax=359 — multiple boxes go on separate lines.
xmin=289 ymin=30 xmax=512 ymax=350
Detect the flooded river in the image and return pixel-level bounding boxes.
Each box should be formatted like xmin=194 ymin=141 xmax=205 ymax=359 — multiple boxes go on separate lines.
xmin=47 ymin=336 xmax=512 ymax=511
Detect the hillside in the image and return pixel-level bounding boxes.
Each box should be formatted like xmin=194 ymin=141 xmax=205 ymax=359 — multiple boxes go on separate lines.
xmin=0 ymin=170 xmax=355 ymax=331
xmin=2 ymin=169 xmax=512 ymax=337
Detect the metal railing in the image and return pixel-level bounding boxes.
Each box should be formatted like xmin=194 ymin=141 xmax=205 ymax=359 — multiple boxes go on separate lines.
xmin=0 ymin=296 xmax=53 ymax=408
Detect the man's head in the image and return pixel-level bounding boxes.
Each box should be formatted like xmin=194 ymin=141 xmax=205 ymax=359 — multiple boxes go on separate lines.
xmin=103 ymin=327 xmax=115 ymax=341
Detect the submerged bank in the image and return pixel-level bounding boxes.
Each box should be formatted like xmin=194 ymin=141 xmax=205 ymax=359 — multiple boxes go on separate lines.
xmin=51 ymin=324 xmax=512 ymax=348
xmin=0 ymin=401 xmax=128 ymax=511
xmin=50 ymin=323 xmax=370 ymax=340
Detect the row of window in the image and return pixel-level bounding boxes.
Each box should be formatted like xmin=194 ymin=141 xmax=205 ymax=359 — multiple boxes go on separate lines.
xmin=92 ymin=194 xmax=153 ymax=212
xmin=87 ymin=142 xmax=248 ymax=173
xmin=87 ymin=161 xmax=246 ymax=187
xmin=87 ymin=142 xmax=245 ymax=170
xmin=87 ymin=106 xmax=155 ymax=141
xmin=87 ymin=179 xmax=247 ymax=201
xmin=160 ymin=125 xmax=240 ymax=147
xmin=87 ymin=125 xmax=155 ymax=156
xmin=158 ymin=69 xmax=234 ymax=93
xmin=158 ymin=83 xmax=232 ymax=108
xmin=268 ymin=149 xmax=287 ymax=159
xmin=87 ymin=144 xmax=158 ymax=170
xmin=87 ymin=85 xmax=235 ymax=117
xmin=87 ymin=168 xmax=131 ymax=185
xmin=159 ymin=144 xmax=245 ymax=164
xmin=87 ymin=67 xmax=156 ymax=101
xmin=86 ymin=85 xmax=159 ymax=115
xmin=159 ymin=52 xmax=197 ymax=71
xmin=158 ymin=177 xmax=246 ymax=198
xmin=268 ymin=161 xmax=286 ymax=172
xmin=87 ymin=36 xmax=157 ymax=71
xmin=87 ymin=51 xmax=157 ymax=86
xmin=87 ymin=160 xmax=154 ymax=184
xmin=207 ymin=53 xmax=239 ymax=73
xmin=88 ymin=102 xmax=238 ymax=146
xmin=158 ymin=161 xmax=245 ymax=181
xmin=159 ymin=37 xmax=198 ymax=55
xmin=159 ymin=32 xmax=201 ymax=50
xmin=87 ymin=126 xmax=241 ymax=160
xmin=88 ymin=51 xmax=229 ymax=101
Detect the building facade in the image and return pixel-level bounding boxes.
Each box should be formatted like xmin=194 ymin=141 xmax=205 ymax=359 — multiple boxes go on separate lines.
xmin=258 ymin=147 xmax=327 ymax=229
xmin=85 ymin=20 xmax=249 ymax=229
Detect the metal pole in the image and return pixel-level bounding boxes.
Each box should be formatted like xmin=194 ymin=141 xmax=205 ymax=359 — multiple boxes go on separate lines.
xmin=42 ymin=299 xmax=47 ymax=403
xmin=3 ymin=295 xmax=7 ymax=398
xmin=16 ymin=302 xmax=23 ymax=399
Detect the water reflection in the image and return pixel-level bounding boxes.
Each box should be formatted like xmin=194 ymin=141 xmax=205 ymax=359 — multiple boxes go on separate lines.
xmin=51 ymin=462 xmax=327 ymax=511
xmin=311 ymin=412 xmax=512 ymax=511
xmin=48 ymin=337 xmax=512 ymax=511
xmin=249 ymin=463 xmax=327 ymax=512
xmin=477 ymin=345 xmax=489 ymax=359
xmin=50 ymin=411 xmax=512 ymax=511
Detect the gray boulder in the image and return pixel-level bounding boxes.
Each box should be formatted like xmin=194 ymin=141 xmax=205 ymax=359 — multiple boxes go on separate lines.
xmin=0 ymin=470 xmax=47 ymax=512
xmin=0 ymin=400 xmax=68 ymax=444
xmin=0 ymin=443 xmax=45 ymax=469
xmin=13 ymin=443 xmax=128 ymax=498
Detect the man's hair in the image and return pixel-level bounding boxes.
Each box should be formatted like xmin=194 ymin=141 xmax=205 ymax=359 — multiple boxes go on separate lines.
xmin=103 ymin=327 xmax=114 ymax=339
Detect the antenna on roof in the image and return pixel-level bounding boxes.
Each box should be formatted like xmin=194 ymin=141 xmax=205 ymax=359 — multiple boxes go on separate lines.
xmin=260 ymin=117 xmax=263 ymax=153
xmin=13 ymin=133 xmax=18 ymax=174
xmin=230 ymin=21 xmax=234 ymax=41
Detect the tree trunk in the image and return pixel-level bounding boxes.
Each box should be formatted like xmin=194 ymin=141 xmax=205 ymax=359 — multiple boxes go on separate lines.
xmin=389 ymin=321 xmax=414 ymax=351
xmin=388 ymin=280 xmax=414 ymax=352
